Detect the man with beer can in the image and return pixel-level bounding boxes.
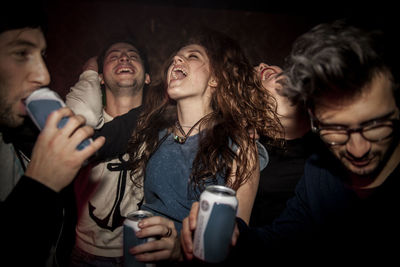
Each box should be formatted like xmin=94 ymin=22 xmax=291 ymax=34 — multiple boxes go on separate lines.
xmin=25 ymin=87 xmax=92 ymax=150
xmin=0 ymin=3 xmax=105 ymax=266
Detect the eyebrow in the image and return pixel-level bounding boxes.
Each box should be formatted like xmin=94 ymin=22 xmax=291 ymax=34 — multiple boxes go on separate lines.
xmin=360 ymin=110 xmax=396 ymax=126
xmin=186 ymin=49 xmax=203 ymax=54
xmin=319 ymin=110 xmax=396 ymax=127
xmin=106 ymin=49 xmax=139 ymax=55
xmin=7 ymin=39 xmax=40 ymax=49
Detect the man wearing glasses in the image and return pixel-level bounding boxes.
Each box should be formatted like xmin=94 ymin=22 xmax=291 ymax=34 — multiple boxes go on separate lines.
xmin=241 ymin=20 xmax=399 ymax=263
xmin=180 ymin=20 xmax=399 ymax=265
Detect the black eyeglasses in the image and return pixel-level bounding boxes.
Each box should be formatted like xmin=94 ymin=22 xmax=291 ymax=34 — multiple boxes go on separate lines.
xmin=309 ymin=112 xmax=399 ymax=146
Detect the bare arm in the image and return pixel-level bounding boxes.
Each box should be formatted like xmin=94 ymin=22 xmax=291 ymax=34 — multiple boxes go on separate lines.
xmin=181 ymin=143 xmax=260 ymax=260
xmin=234 ymin=153 xmax=260 ymax=224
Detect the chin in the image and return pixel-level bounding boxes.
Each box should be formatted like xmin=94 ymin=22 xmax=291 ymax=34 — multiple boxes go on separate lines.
xmin=3 ymin=117 xmax=24 ymax=128
xmin=346 ymin=162 xmax=379 ymax=177
xmin=166 ymin=89 xmax=180 ymax=100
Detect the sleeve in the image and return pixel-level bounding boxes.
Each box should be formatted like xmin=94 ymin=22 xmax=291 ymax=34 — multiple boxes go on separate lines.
xmin=256 ymin=140 xmax=269 ymax=171
xmin=65 ymin=70 xmax=104 ymax=129
xmin=0 ymin=176 xmax=63 ymax=265
xmin=92 ymin=106 xmax=143 ymax=161
xmin=231 ymin=173 xmax=316 ymax=263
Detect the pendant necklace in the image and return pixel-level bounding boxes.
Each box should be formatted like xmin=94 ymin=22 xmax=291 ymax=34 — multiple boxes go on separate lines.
xmin=174 ymin=114 xmax=211 ymax=144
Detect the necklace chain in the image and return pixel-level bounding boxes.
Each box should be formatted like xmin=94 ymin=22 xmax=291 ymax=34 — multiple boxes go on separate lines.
xmin=173 ymin=113 xmax=213 ymax=144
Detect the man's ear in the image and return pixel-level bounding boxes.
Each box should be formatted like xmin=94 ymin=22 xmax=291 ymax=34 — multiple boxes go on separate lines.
xmin=99 ymin=73 xmax=105 ymax=85
xmin=145 ymin=73 xmax=151 ymax=85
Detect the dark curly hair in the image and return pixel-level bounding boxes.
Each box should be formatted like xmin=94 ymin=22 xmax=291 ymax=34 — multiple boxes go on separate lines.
xmin=96 ymin=36 xmax=150 ymax=76
xmin=127 ymin=27 xmax=281 ymax=193
xmin=283 ymin=20 xmax=398 ymax=112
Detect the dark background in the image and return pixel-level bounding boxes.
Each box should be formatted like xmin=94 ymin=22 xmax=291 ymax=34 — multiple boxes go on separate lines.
xmin=41 ymin=0 xmax=396 ymax=98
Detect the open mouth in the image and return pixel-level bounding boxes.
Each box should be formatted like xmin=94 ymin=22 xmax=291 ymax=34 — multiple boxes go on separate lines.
xmin=345 ymin=155 xmax=372 ymax=168
xmin=260 ymin=67 xmax=277 ymax=81
xmin=115 ymin=65 xmax=135 ymax=74
xmin=171 ymin=66 xmax=188 ymax=80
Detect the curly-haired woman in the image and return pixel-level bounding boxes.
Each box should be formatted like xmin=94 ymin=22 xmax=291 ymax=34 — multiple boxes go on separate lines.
xmin=124 ymin=28 xmax=281 ymax=263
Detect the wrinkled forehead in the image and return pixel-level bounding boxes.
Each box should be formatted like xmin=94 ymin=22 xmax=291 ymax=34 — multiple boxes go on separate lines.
xmin=0 ymin=27 xmax=46 ymax=49
xmin=105 ymin=42 xmax=140 ymax=55
xmin=314 ymin=72 xmax=397 ymax=124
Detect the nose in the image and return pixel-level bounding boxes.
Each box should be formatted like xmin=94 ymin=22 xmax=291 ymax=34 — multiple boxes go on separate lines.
xmin=119 ymin=52 xmax=129 ymax=62
xmin=30 ymin=56 xmax=50 ymax=88
xmin=345 ymin=132 xmax=371 ymax=158
xmin=257 ymin=62 xmax=269 ymax=72
xmin=173 ymin=55 xmax=184 ymax=64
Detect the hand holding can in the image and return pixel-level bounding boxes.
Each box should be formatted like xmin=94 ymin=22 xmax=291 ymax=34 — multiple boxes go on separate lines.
xmin=25 ymin=88 xmax=92 ymax=150
xmin=123 ymin=210 xmax=156 ymax=267
xmin=193 ymin=185 xmax=238 ymax=263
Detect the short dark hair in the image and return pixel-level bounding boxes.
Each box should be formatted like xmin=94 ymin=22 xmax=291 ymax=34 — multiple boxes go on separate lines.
xmin=283 ymin=19 xmax=398 ymax=110
xmin=0 ymin=2 xmax=48 ymax=35
xmin=97 ymin=36 xmax=150 ymax=75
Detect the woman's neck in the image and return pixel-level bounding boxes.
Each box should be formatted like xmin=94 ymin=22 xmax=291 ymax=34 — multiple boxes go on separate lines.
xmin=176 ymin=102 xmax=213 ymax=132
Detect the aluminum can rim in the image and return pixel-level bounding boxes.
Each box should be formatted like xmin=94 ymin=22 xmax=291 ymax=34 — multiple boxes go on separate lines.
xmin=204 ymin=185 xmax=236 ymax=196
xmin=126 ymin=210 xmax=154 ymax=221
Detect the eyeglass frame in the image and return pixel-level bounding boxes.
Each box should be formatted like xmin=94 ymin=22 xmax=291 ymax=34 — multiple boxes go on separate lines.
xmin=308 ymin=110 xmax=399 ymax=146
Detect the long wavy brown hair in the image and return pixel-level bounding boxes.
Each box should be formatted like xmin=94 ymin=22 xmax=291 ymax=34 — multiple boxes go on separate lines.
xmin=127 ymin=28 xmax=281 ymax=194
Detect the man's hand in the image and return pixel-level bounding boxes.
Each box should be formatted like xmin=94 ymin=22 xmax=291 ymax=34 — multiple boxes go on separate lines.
xmin=83 ymin=56 xmax=98 ymax=72
xmin=25 ymin=107 xmax=105 ymax=192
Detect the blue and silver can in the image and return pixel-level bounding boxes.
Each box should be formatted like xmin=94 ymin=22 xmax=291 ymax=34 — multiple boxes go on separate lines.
xmin=123 ymin=210 xmax=156 ymax=267
xmin=25 ymin=88 xmax=92 ymax=150
xmin=193 ymin=185 xmax=238 ymax=263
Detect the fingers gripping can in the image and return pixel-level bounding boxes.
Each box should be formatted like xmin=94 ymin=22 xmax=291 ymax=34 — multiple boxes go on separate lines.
xmin=24 ymin=88 xmax=92 ymax=150
xmin=193 ymin=185 xmax=238 ymax=263
xmin=123 ymin=210 xmax=155 ymax=267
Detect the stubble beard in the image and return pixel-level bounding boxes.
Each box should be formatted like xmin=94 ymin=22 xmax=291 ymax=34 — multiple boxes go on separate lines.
xmin=0 ymin=97 xmax=22 ymax=128
xmin=110 ymin=75 xmax=145 ymax=97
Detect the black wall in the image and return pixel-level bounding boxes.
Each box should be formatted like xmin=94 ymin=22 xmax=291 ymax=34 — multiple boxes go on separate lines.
xmin=42 ymin=0 xmax=396 ymax=97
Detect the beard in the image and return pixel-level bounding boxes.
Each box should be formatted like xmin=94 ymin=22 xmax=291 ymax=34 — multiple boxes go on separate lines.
xmin=0 ymin=97 xmax=22 ymax=128
xmin=109 ymin=75 xmax=146 ymax=97
xmin=338 ymin=141 xmax=396 ymax=179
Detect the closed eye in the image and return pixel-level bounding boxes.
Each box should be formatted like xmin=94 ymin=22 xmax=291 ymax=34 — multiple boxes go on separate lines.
xmin=13 ymin=49 xmax=30 ymax=60
xmin=188 ymin=53 xmax=198 ymax=59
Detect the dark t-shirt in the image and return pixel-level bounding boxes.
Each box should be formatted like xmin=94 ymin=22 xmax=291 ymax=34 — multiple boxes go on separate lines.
xmin=250 ymin=132 xmax=320 ymax=226
xmin=234 ymin=149 xmax=400 ymax=264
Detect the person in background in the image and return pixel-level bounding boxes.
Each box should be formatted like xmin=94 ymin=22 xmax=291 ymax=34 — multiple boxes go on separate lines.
xmin=65 ymin=38 xmax=151 ymax=266
xmin=0 ymin=4 xmax=104 ymax=266
xmin=250 ymin=63 xmax=320 ymax=226
xmin=181 ymin=20 xmax=400 ymax=265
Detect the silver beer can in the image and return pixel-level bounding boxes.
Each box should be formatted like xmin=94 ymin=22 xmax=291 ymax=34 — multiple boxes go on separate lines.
xmin=123 ymin=210 xmax=156 ymax=267
xmin=193 ymin=185 xmax=238 ymax=263
xmin=25 ymin=88 xmax=92 ymax=150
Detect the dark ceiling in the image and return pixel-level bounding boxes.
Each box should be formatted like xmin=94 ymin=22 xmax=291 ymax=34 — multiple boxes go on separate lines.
xmin=40 ymin=0 xmax=397 ymax=97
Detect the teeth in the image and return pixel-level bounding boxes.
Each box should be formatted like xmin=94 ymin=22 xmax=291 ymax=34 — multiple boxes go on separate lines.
xmin=172 ymin=66 xmax=188 ymax=76
xmin=117 ymin=68 xmax=133 ymax=74
xmin=261 ymin=68 xmax=275 ymax=81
